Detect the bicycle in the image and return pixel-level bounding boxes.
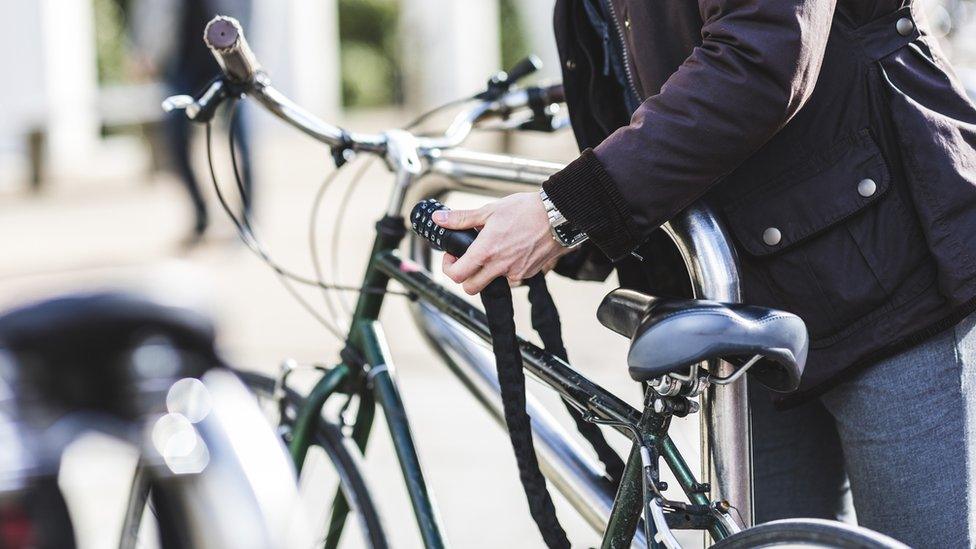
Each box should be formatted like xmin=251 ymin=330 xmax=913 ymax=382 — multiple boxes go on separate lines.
xmin=158 ymin=15 xmax=910 ymax=548
xmin=0 ymin=290 xmax=315 ymax=549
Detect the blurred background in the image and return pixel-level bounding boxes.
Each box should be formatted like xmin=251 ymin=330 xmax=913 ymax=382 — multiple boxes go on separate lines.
xmin=1 ymin=1 xmax=975 ymax=547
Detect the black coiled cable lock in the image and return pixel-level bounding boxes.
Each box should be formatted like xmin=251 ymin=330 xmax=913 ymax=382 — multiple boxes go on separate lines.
xmin=410 ymin=199 xmax=478 ymax=257
xmin=410 ymin=200 xmax=624 ymax=548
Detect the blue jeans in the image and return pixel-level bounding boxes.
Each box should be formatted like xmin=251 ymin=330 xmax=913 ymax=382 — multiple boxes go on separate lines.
xmin=751 ymin=312 xmax=976 ymax=548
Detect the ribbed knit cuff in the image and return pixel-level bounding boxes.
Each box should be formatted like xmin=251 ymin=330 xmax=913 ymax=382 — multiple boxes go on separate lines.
xmin=542 ymin=149 xmax=640 ymax=261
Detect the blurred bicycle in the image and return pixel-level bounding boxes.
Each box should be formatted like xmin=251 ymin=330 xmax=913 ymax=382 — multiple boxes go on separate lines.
xmin=0 ymin=290 xmax=312 ymax=548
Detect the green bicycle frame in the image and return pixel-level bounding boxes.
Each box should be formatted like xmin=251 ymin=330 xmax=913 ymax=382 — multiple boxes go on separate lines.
xmin=172 ymin=20 xmax=752 ymax=546
xmin=285 ymin=214 xmax=726 ymax=548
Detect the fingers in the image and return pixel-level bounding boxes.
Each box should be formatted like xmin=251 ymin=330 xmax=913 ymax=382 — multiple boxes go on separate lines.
xmin=442 ymin=253 xmax=457 ymax=270
xmin=443 ymin=249 xmax=482 ymax=284
xmin=432 ymin=205 xmax=490 ymax=230
xmin=442 ymin=245 xmax=484 ymax=284
xmin=462 ymin=264 xmax=506 ymax=295
xmin=442 ymin=229 xmax=504 ymax=295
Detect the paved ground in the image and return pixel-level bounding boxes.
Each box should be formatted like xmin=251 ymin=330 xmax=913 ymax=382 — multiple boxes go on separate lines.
xmin=0 ymin=110 xmax=702 ymax=548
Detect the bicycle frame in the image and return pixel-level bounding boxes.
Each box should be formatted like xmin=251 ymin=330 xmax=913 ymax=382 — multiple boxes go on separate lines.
xmin=283 ymin=148 xmax=751 ymax=547
xmin=170 ymin=17 xmax=753 ymax=544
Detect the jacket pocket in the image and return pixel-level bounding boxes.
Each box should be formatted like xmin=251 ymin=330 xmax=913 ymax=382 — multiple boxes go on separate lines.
xmin=877 ymin=38 xmax=976 ymax=299
xmin=723 ymin=129 xmax=928 ymax=339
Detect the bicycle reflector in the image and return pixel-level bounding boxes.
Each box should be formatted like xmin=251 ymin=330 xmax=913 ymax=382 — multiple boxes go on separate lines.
xmin=410 ymin=199 xmax=478 ymax=257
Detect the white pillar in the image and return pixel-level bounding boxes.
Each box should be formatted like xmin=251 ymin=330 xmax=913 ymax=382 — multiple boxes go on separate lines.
xmin=513 ymin=0 xmax=561 ymax=81
xmin=400 ymin=0 xmax=501 ymax=110
xmin=0 ymin=1 xmax=47 ymax=156
xmin=287 ymin=0 xmax=341 ymax=119
xmin=39 ymin=0 xmax=101 ymax=173
xmin=252 ymin=0 xmax=341 ymax=122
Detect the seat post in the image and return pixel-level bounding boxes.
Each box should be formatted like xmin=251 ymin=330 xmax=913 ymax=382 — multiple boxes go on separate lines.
xmin=664 ymin=204 xmax=754 ymax=530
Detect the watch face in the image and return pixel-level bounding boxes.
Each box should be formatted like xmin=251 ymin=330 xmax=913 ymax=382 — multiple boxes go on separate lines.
xmin=554 ymin=224 xmax=586 ymax=246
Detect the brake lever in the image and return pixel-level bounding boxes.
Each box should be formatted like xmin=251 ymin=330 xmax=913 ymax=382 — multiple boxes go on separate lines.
xmin=162 ymin=95 xmax=195 ymax=113
xmin=476 ymin=54 xmax=544 ymax=101
xmin=161 ymin=78 xmax=232 ymax=123
xmin=518 ymin=104 xmax=561 ymax=133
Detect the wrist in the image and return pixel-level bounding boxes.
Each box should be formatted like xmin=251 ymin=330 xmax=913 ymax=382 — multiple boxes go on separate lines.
xmin=539 ymin=189 xmax=588 ymax=247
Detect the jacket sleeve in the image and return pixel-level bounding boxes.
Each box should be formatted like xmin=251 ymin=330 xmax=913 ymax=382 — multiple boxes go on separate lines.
xmin=542 ymin=0 xmax=836 ymax=260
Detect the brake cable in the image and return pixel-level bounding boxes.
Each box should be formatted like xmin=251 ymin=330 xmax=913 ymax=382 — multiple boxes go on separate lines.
xmin=204 ymin=101 xmax=413 ymax=341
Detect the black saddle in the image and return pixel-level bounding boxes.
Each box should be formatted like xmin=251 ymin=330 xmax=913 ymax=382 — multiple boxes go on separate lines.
xmin=0 ymin=291 xmax=218 ymax=417
xmin=597 ymin=289 xmax=808 ymax=392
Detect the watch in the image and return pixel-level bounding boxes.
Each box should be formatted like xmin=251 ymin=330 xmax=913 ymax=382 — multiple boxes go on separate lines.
xmin=540 ymin=189 xmax=588 ymax=247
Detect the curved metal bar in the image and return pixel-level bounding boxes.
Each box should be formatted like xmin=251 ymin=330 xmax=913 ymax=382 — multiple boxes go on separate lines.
xmin=404 ymin=150 xmax=753 ymax=531
xmin=663 ymin=209 xmax=752 ymax=529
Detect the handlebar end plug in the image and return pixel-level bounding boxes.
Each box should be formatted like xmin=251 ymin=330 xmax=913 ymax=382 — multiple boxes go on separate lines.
xmin=204 ymin=16 xmax=261 ymax=84
xmin=205 ymin=17 xmax=241 ymax=50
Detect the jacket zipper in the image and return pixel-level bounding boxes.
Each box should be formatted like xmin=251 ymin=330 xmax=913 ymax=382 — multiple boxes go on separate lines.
xmin=603 ymin=0 xmax=642 ymax=102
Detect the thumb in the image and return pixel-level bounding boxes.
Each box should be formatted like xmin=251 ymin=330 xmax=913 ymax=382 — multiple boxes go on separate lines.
xmin=432 ymin=207 xmax=489 ymax=229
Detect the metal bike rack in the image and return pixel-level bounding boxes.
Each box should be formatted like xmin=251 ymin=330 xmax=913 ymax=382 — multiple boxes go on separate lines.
xmin=404 ymin=149 xmax=753 ymax=540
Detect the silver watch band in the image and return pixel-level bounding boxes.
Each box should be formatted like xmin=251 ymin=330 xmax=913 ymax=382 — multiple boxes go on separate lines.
xmin=540 ymin=189 xmax=588 ymax=247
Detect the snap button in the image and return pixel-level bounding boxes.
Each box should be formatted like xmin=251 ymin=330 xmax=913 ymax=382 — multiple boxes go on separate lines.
xmin=858 ymin=178 xmax=877 ymax=198
xmin=896 ymin=17 xmax=914 ymax=37
xmin=763 ymin=227 xmax=782 ymax=246
xmin=564 ymin=59 xmax=576 ymax=71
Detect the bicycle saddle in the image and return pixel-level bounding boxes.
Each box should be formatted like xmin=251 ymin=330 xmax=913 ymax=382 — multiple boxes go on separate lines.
xmin=0 ymin=291 xmax=218 ymax=417
xmin=596 ymin=289 xmax=808 ymax=392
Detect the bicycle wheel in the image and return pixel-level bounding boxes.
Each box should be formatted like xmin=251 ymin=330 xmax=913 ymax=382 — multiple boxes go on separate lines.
xmin=713 ymin=518 xmax=909 ymax=548
xmin=236 ymin=370 xmax=388 ymax=549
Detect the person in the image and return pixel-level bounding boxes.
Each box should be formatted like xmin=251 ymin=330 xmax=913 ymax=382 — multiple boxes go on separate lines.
xmin=130 ymin=0 xmax=254 ymax=244
xmin=431 ymin=2 xmax=976 ymax=547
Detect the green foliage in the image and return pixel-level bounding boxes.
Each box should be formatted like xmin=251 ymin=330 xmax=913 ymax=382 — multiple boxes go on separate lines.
xmin=337 ymin=0 xmax=530 ymax=107
xmin=94 ymin=0 xmax=129 ymax=84
xmin=338 ymin=0 xmax=401 ymax=107
xmin=339 ymin=0 xmax=399 ymax=51
xmin=341 ymin=43 xmax=398 ymax=107
xmin=499 ymin=0 xmax=530 ymax=72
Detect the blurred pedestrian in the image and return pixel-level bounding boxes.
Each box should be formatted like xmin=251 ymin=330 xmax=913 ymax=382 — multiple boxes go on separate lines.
xmin=130 ymin=0 xmax=254 ymax=245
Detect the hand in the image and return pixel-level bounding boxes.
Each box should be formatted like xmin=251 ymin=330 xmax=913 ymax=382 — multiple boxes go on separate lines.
xmin=434 ymin=192 xmax=572 ymax=295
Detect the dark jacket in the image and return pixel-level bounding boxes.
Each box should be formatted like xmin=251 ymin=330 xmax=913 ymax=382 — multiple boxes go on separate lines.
xmin=542 ymin=0 xmax=976 ymax=402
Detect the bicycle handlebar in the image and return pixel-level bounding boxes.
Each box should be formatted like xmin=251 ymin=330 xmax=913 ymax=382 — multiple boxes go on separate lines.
xmin=204 ymin=16 xmax=261 ymax=84
xmin=190 ymin=15 xmax=564 ymax=160
xmin=532 ymin=83 xmax=565 ymax=106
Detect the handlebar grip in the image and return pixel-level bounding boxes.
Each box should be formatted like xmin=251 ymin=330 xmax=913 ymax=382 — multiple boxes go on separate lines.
xmin=410 ymin=199 xmax=478 ymax=258
xmin=507 ymin=55 xmax=543 ymax=84
xmin=542 ymin=84 xmax=565 ymax=105
xmin=204 ymin=16 xmax=261 ymax=84
xmin=527 ymin=84 xmax=565 ymax=114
